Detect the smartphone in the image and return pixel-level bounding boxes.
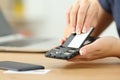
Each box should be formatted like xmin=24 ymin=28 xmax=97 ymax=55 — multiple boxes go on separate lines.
xmin=0 ymin=61 xmax=45 ymax=71
xmin=45 ymin=27 xmax=96 ymax=60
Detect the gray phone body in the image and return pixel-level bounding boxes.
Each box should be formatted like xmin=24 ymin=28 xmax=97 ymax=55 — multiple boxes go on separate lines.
xmin=45 ymin=28 xmax=96 ymax=60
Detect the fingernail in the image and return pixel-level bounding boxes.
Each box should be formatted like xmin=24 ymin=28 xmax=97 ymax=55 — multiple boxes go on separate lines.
xmin=80 ymin=49 xmax=86 ymax=55
xmin=82 ymin=27 xmax=87 ymax=33
xmin=76 ymin=30 xmax=81 ymax=34
xmin=76 ymin=26 xmax=81 ymax=34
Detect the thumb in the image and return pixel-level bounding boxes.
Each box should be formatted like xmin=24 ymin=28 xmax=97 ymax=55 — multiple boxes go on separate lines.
xmin=80 ymin=43 xmax=97 ymax=55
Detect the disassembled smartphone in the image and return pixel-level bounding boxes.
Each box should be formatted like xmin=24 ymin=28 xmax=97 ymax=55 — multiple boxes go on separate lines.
xmin=45 ymin=27 xmax=97 ymax=60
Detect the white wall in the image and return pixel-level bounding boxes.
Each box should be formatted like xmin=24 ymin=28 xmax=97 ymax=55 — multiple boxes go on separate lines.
xmin=23 ymin=0 xmax=119 ymax=39
xmin=23 ymin=0 xmax=74 ymax=39
xmin=100 ymin=22 xmax=119 ymax=38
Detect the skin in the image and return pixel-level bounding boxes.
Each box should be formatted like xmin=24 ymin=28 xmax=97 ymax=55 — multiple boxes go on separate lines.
xmin=69 ymin=37 xmax=120 ymax=61
xmin=61 ymin=0 xmax=120 ymax=61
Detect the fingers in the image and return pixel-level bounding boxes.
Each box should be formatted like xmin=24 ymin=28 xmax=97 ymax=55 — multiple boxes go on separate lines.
xmin=66 ymin=0 xmax=99 ymax=34
xmin=70 ymin=1 xmax=80 ymax=33
xmin=83 ymin=2 xmax=98 ymax=32
xmin=66 ymin=5 xmax=72 ymax=26
xmin=68 ymin=41 xmax=99 ymax=61
xmin=60 ymin=38 xmax=67 ymax=45
xmin=76 ymin=0 xmax=90 ymax=34
xmin=80 ymin=42 xmax=97 ymax=55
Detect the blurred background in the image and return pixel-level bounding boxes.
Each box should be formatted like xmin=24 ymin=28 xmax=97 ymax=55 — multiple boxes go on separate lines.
xmin=0 ymin=0 xmax=119 ymax=40
xmin=0 ymin=0 xmax=74 ymax=39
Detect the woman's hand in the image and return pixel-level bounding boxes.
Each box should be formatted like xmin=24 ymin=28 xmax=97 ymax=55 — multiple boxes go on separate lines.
xmin=66 ymin=0 xmax=99 ymax=34
xmin=68 ymin=37 xmax=120 ymax=61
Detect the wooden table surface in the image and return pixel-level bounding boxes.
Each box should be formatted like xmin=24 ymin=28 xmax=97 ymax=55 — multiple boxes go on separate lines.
xmin=0 ymin=52 xmax=120 ymax=80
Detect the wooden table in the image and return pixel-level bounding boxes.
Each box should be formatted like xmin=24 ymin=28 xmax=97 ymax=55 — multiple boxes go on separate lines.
xmin=0 ymin=52 xmax=120 ymax=80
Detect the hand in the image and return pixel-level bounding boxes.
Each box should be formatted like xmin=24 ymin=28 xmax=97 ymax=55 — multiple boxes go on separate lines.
xmin=66 ymin=0 xmax=99 ymax=34
xmin=68 ymin=37 xmax=119 ymax=61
